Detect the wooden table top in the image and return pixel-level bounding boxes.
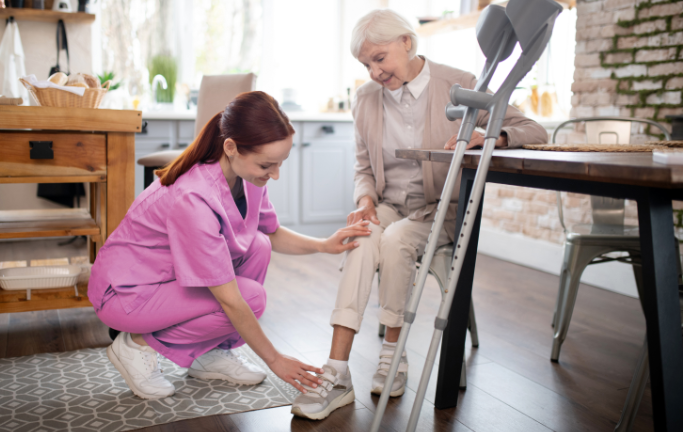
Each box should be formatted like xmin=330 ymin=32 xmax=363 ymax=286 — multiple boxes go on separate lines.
xmin=396 ymin=148 xmax=683 ymax=189
xmin=0 ymin=106 xmax=142 ymax=133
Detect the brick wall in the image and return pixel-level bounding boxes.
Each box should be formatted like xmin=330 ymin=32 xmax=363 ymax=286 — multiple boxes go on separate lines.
xmin=481 ymin=0 xmax=683 ymax=245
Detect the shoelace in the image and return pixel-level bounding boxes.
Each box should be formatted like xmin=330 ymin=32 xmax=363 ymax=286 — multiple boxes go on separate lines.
xmin=217 ymin=349 xmax=246 ymax=365
xmin=303 ymin=369 xmax=337 ymax=399
xmin=376 ymin=349 xmax=408 ymax=377
xmin=140 ymin=350 xmax=164 ymax=377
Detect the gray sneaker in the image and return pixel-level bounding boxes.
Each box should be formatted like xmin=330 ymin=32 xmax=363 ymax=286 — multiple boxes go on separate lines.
xmin=291 ymin=365 xmax=355 ymax=420
xmin=371 ymin=344 xmax=408 ymax=397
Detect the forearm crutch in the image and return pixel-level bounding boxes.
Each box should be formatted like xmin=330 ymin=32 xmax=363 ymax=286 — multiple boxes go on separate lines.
xmin=369 ymin=1 xmax=563 ymax=431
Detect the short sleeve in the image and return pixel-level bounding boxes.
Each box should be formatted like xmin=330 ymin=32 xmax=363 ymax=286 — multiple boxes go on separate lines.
xmin=167 ymin=192 xmax=235 ymax=287
xmin=258 ymin=186 xmax=280 ymax=234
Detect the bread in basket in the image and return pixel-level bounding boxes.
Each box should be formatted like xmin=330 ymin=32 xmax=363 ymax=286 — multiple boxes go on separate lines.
xmin=20 ymin=77 xmax=111 ymax=109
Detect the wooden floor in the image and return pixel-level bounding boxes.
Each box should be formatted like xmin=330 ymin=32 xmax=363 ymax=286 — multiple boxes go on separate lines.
xmin=0 ymin=245 xmax=653 ymax=432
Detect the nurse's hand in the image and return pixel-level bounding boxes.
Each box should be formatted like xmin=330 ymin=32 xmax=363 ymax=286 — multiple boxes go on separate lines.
xmin=444 ymin=131 xmax=508 ymax=150
xmin=269 ymin=353 xmax=324 ymax=393
xmin=347 ymin=195 xmax=380 ymax=226
xmin=320 ymin=221 xmax=372 ymax=254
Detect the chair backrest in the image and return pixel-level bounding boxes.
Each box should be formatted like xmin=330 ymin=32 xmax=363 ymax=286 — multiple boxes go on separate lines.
xmin=553 ymin=117 xmax=670 ymax=229
xmin=585 ymin=120 xmax=631 ymax=224
xmin=585 ymin=121 xmax=632 ymax=145
xmin=194 ymin=73 xmax=257 ymax=138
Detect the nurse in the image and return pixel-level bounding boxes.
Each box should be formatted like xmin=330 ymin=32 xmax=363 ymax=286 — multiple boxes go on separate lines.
xmin=88 ymin=91 xmax=371 ymax=400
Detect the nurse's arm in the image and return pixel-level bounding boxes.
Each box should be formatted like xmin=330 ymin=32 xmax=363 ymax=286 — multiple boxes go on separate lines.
xmin=267 ymin=222 xmax=371 ymax=255
xmin=209 ymin=279 xmax=324 ymax=393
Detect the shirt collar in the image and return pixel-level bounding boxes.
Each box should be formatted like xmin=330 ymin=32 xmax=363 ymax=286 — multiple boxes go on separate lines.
xmin=385 ymin=57 xmax=430 ymax=103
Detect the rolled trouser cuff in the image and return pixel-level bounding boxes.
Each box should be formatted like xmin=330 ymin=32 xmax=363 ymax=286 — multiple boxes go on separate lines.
xmin=379 ymin=308 xmax=404 ymax=329
xmin=330 ymin=308 xmax=363 ymax=333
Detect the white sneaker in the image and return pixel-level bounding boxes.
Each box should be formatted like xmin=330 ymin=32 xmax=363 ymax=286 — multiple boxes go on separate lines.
xmin=291 ymin=365 xmax=355 ymax=420
xmin=188 ymin=349 xmax=267 ymax=385
xmin=371 ymin=344 xmax=408 ymax=397
xmin=106 ymin=332 xmax=175 ymax=400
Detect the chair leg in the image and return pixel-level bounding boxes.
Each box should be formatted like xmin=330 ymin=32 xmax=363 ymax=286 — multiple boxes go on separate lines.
xmin=459 ymin=352 xmax=467 ymax=389
xmin=468 ymin=301 xmax=479 ymax=348
xmin=551 ymin=243 xmax=599 ymax=362
xmin=614 ymin=339 xmax=649 ymax=432
xmin=553 ymin=243 xmax=572 ymax=328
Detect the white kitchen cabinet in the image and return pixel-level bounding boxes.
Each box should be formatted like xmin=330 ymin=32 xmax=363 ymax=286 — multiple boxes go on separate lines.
xmin=299 ymin=123 xmax=354 ymax=224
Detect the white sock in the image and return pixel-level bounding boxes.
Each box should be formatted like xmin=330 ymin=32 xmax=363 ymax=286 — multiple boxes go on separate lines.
xmin=383 ymin=340 xmax=397 ymax=348
xmin=326 ymin=358 xmax=348 ymax=375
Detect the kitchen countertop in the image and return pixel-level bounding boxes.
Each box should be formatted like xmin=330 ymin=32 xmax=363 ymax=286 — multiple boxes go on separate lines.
xmin=142 ymin=110 xmax=354 ymax=122
xmin=141 ymin=109 xmax=565 ymax=129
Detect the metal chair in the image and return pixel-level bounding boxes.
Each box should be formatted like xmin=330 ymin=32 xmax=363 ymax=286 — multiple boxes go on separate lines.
xmin=377 ymin=243 xmax=479 ymax=388
xmin=550 ymin=116 xmax=671 ymax=361
xmin=550 ymin=117 xmax=677 ymax=432
xmin=137 ymin=73 xmax=257 ymax=189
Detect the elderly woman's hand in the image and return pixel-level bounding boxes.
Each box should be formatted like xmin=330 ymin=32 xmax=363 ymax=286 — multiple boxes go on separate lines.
xmin=347 ymin=195 xmax=380 ymax=226
xmin=444 ymin=131 xmax=508 ymax=150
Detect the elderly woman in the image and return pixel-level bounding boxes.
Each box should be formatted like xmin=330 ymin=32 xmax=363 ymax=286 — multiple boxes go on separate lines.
xmin=291 ymin=9 xmax=547 ymax=420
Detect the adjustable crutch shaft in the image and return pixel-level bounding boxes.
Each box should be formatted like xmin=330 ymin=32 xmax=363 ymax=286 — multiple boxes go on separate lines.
xmin=368 ymin=109 xmax=480 ymax=432
xmin=406 ymin=129 xmax=500 ymax=432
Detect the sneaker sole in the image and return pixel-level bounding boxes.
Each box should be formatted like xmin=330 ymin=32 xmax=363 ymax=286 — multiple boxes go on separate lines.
xmin=106 ymin=345 xmax=175 ymax=400
xmin=291 ymin=388 xmax=355 ymax=420
xmin=187 ymin=368 xmax=266 ymax=385
xmin=370 ymin=385 xmax=405 ymax=397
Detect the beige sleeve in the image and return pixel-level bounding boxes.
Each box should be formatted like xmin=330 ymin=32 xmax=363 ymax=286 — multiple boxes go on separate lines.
xmin=352 ymin=104 xmax=378 ymax=206
xmin=459 ymin=73 xmax=549 ymax=147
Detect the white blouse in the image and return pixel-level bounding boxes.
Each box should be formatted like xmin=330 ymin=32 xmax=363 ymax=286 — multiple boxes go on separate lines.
xmin=381 ymin=58 xmax=430 ymax=216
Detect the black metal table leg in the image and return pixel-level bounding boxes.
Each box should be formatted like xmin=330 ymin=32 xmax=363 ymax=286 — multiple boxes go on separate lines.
xmin=636 ymin=188 xmax=683 ymax=431
xmin=435 ymin=168 xmax=484 ymax=409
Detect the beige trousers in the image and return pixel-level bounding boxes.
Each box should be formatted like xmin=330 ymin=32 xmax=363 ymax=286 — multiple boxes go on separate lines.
xmin=330 ymin=203 xmax=451 ymax=332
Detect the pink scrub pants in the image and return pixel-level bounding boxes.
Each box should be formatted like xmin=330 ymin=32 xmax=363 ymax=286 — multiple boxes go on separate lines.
xmin=97 ymin=232 xmax=270 ymax=368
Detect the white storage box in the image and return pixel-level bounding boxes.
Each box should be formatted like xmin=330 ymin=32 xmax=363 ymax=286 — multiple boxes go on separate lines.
xmin=0 ymin=265 xmax=82 ymax=291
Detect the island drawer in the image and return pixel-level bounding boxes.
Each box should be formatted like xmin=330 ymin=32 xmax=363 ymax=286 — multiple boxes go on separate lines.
xmin=0 ymin=132 xmax=107 ymax=181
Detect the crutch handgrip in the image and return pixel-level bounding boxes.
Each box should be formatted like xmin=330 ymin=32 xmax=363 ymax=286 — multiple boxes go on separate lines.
xmin=445 ymin=103 xmax=467 ymax=121
xmin=450 ymin=84 xmax=493 ymax=110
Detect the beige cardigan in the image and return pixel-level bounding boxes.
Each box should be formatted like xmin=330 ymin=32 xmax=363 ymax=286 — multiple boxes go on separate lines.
xmin=351 ymin=58 xmax=548 ymax=240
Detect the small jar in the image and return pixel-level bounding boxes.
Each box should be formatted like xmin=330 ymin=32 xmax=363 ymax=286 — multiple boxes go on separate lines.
xmin=33 ymin=0 xmax=45 ymax=9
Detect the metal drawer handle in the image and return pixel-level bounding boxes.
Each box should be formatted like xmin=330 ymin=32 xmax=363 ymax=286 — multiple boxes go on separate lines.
xmin=302 ymin=142 xmax=311 ymax=147
xmin=178 ymin=143 xmax=188 ymax=149
xmin=29 ymin=141 xmax=53 ymax=159
xmin=321 ymin=125 xmax=334 ymax=134
xmin=160 ymin=143 xmax=170 ymax=149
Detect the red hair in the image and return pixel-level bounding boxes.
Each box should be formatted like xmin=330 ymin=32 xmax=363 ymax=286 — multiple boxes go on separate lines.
xmin=156 ymin=91 xmax=295 ymax=186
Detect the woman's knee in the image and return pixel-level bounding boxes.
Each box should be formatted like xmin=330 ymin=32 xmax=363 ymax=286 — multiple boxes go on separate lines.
xmin=235 ymin=276 xmax=267 ymax=318
xmin=249 ymin=231 xmax=272 ymax=261
xmin=379 ymin=225 xmax=418 ymax=261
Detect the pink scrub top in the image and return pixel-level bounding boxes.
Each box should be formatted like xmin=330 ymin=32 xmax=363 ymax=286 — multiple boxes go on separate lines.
xmin=88 ymin=161 xmax=280 ymax=313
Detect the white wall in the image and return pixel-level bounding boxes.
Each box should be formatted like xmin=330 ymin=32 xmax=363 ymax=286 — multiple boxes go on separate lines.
xmin=478 ymin=227 xmax=640 ymax=298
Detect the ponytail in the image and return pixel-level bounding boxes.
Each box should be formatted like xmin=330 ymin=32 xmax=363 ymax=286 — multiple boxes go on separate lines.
xmin=154 ymin=91 xmax=295 ymax=187
xmin=155 ymin=113 xmax=224 ymax=186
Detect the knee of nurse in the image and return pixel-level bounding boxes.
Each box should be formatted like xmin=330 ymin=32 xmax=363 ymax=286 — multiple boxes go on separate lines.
xmin=237 ymin=277 xmax=267 ymax=318
xmin=252 ymin=231 xmax=272 ymax=259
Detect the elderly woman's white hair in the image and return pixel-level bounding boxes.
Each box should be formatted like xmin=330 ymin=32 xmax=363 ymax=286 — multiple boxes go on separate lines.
xmin=350 ymin=9 xmax=418 ymax=60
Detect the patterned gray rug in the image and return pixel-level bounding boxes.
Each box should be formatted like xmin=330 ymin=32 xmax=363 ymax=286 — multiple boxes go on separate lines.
xmin=0 ymin=346 xmax=298 ymax=432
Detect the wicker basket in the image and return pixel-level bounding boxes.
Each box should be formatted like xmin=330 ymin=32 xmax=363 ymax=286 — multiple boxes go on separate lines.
xmin=19 ymin=78 xmax=110 ymax=109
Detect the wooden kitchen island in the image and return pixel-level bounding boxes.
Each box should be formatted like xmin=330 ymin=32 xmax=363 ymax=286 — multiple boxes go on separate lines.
xmin=0 ymin=106 xmax=142 ymax=313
